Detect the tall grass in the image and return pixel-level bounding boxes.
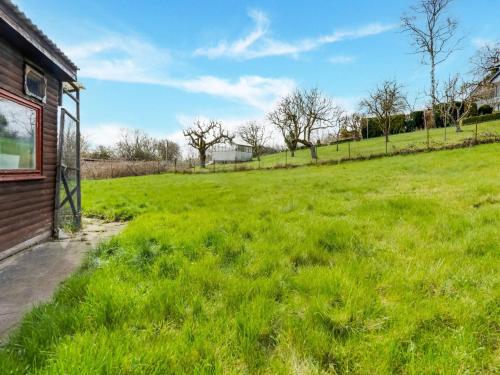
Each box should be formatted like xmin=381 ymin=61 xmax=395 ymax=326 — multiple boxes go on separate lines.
xmin=1 ymin=143 xmax=499 ymax=374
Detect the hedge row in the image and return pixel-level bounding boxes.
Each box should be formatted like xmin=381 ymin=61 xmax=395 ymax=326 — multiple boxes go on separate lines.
xmin=462 ymin=112 xmax=500 ymax=125
xmin=360 ymin=114 xmax=407 ymax=138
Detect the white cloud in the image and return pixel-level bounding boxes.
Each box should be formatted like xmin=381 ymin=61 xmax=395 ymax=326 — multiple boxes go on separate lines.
xmin=471 ymin=37 xmax=498 ymax=49
xmin=64 ymin=35 xmax=170 ymax=84
xmin=331 ymin=96 xmax=362 ymax=113
xmin=65 ymin=34 xmax=295 ymax=111
xmin=329 ymin=55 xmax=356 ymax=64
xmin=83 ymin=121 xmax=173 ymax=148
xmin=170 ymin=75 xmax=295 ymax=111
xmin=194 ymin=10 xmax=396 ymax=60
xmin=82 ymin=122 xmax=131 ymax=147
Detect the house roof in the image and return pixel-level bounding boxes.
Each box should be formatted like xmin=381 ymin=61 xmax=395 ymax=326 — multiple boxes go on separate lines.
xmin=0 ymin=0 xmax=78 ymax=81
xmin=231 ymin=138 xmax=252 ymax=147
xmin=489 ymin=69 xmax=500 ymax=84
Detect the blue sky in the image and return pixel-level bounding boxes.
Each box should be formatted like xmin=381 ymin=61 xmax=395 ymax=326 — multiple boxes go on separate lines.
xmin=15 ymin=0 xmax=500 ymax=148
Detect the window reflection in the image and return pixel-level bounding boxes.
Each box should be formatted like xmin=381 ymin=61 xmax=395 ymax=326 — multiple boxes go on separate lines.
xmin=0 ymin=97 xmax=37 ymax=170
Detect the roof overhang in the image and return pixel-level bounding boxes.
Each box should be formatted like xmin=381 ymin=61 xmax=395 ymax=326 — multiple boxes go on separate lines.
xmin=489 ymin=70 xmax=500 ymax=84
xmin=0 ymin=1 xmax=78 ymax=82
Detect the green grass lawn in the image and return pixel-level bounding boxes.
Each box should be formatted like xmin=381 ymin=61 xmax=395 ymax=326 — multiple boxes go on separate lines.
xmin=1 ymin=143 xmax=499 ymax=373
xmin=207 ymin=120 xmax=500 ymax=172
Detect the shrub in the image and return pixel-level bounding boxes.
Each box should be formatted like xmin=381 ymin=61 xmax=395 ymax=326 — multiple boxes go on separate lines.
xmin=462 ymin=112 xmax=500 ymax=125
xmin=361 ymin=114 xmax=406 ymax=138
xmin=478 ymin=104 xmax=493 ymax=115
xmin=409 ymin=111 xmax=424 ymax=130
xmin=361 ymin=118 xmax=383 ymax=138
xmin=468 ymin=102 xmax=478 ymax=117
xmin=433 ymin=108 xmax=444 ymax=128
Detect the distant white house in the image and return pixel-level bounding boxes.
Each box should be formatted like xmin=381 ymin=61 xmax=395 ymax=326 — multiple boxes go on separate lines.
xmin=475 ymin=67 xmax=500 ymax=111
xmin=209 ymin=142 xmax=253 ymax=163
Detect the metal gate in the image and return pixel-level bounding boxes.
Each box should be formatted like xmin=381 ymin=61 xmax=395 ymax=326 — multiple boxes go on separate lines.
xmin=54 ymin=83 xmax=81 ymax=235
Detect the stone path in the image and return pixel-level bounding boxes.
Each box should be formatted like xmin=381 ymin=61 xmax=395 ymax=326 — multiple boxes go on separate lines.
xmin=0 ymin=218 xmax=125 ymax=342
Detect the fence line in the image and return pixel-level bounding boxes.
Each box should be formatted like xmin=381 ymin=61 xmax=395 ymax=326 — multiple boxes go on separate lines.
xmin=82 ymin=123 xmax=499 ymax=179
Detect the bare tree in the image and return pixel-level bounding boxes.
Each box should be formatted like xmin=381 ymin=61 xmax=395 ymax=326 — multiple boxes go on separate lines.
xmin=183 ymin=119 xmax=233 ymax=167
xmin=359 ymin=80 xmax=407 ymax=153
xmin=238 ymin=121 xmax=269 ymax=161
xmin=298 ymin=88 xmax=336 ymax=159
xmin=469 ymin=42 xmax=500 ymax=112
xmin=155 ymin=139 xmax=181 ymax=162
xmin=401 ymin=0 xmax=459 ymax=109
xmin=87 ymin=145 xmax=114 ymax=160
xmin=268 ymin=92 xmax=303 ymax=157
xmin=345 ymin=113 xmax=364 ymax=140
xmin=79 ymin=134 xmax=91 ymax=158
xmin=116 ymin=129 xmax=157 ymax=161
xmin=470 ymin=41 xmax=500 ymax=81
xmin=268 ymin=88 xmax=336 ymax=158
xmin=329 ymin=106 xmax=347 ymax=151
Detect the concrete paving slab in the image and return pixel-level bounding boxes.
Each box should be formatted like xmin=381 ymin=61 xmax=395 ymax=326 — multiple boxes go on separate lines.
xmin=0 ymin=218 xmax=125 ymax=341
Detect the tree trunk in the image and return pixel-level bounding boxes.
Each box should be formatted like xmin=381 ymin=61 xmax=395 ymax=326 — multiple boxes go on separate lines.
xmin=199 ymin=150 xmax=206 ymax=168
xmin=310 ymin=145 xmax=317 ymax=159
xmin=430 ymin=56 xmax=436 ymax=109
xmin=385 ymin=117 xmax=391 ymax=154
xmin=290 ymin=149 xmax=295 ymax=157
xmin=444 ymin=113 xmax=447 ymax=142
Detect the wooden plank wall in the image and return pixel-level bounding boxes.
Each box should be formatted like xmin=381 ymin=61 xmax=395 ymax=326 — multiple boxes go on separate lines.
xmin=0 ymin=35 xmax=59 ymax=253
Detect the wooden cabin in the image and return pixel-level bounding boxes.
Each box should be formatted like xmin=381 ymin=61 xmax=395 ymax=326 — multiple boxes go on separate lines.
xmin=0 ymin=0 xmax=80 ymax=259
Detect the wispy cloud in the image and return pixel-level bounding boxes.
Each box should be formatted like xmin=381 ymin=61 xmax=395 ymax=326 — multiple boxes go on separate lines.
xmin=171 ymin=75 xmax=295 ymax=111
xmin=64 ymin=35 xmax=171 ymax=83
xmin=329 ymin=55 xmax=356 ymax=64
xmin=83 ymin=122 xmax=131 ymax=147
xmin=194 ymin=10 xmax=396 ymax=60
xmin=84 ymin=122 xmax=170 ymax=147
xmin=64 ymin=34 xmax=295 ymax=111
xmin=471 ymin=37 xmax=498 ymax=49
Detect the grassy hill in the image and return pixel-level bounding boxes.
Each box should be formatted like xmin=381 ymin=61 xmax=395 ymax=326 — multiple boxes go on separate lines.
xmin=1 ymin=143 xmax=499 ymax=373
xmin=211 ymin=120 xmax=499 ymax=171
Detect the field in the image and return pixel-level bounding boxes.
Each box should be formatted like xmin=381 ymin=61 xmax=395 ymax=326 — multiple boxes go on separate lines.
xmin=79 ymin=121 xmax=500 ymax=179
xmin=1 ymin=143 xmax=499 ymax=373
xmin=218 ymin=121 xmax=500 ymax=171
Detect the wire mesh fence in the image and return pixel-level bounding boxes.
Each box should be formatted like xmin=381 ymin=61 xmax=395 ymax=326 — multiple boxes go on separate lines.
xmin=82 ymin=122 xmax=499 ymax=179
xmin=57 ymin=111 xmax=79 ymax=227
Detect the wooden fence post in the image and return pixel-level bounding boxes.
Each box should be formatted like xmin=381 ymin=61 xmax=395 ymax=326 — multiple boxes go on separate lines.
xmin=475 ymin=121 xmax=478 ymax=143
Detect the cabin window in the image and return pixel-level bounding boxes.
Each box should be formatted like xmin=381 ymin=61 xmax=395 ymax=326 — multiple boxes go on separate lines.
xmin=24 ymin=64 xmax=47 ymax=102
xmin=0 ymin=89 xmax=42 ymax=179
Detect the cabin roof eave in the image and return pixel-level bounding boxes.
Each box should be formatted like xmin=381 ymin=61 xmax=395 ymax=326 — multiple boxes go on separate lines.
xmin=0 ymin=0 xmax=78 ymax=81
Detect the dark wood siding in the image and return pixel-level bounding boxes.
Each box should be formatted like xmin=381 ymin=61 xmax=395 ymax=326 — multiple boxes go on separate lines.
xmin=0 ymin=35 xmax=59 ymax=253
